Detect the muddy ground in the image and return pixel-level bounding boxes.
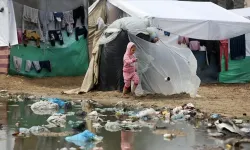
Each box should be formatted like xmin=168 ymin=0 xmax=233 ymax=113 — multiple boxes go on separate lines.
xmin=0 ymin=74 xmax=250 ymax=117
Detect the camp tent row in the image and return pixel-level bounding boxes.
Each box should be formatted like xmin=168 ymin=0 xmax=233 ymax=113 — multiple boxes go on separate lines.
xmin=0 ymin=0 xmax=89 ymax=77
xmin=63 ymin=0 xmax=250 ymax=97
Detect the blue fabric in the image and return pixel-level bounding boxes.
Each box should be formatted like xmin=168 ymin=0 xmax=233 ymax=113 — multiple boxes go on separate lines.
xmin=65 ymin=130 xmax=96 ymax=143
xmin=47 ymin=98 xmax=66 ymax=108
xmin=164 ymin=31 xmax=170 ymax=36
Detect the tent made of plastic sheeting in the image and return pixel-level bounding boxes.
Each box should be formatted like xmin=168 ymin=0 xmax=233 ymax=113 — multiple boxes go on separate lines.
xmin=218 ymin=7 xmax=250 ymax=83
xmin=63 ymin=16 xmax=200 ymax=97
xmin=108 ymin=0 xmax=250 ymax=40
xmin=231 ymin=7 xmax=250 ymax=19
xmin=128 ymin=33 xmax=200 ymax=96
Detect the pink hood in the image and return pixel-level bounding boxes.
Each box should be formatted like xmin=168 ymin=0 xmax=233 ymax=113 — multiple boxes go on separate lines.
xmin=123 ymin=42 xmax=136 ymax=73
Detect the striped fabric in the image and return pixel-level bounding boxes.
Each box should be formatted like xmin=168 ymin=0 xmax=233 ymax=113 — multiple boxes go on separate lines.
xmin=0 ymin=47 xmax=10 ymax=74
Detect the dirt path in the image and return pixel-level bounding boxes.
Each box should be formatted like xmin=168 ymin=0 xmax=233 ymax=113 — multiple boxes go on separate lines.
xmin=1 ymin=74 xmax=250 ymax=117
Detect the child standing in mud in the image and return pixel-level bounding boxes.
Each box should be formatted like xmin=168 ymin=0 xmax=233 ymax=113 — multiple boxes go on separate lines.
xmin=122 ymin=42 xmax=139 ymax=96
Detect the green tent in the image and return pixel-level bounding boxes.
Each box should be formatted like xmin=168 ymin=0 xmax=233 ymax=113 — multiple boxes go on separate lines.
xmin=9 ymin=32 xmax=89 ymax=77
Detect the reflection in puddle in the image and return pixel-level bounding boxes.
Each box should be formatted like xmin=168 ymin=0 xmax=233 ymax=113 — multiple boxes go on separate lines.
xmin=0 ymin=99 xmax=249 ymax=150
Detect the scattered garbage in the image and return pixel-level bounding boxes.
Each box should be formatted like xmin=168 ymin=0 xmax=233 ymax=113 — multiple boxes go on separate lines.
xmin=104 ymin=121 xmax=121 ymax=132
xmin=5 ymin=96 xmax=250 ymax=150
xmin=65 ymin=130 xmax=103 ymax=147
xmin=15 ymin=126 xmax=50 ymax=136
xmin=47 ymin=98 xmax=73 ymax=109
xmin=211 ymin=114 xmax=220 ymax=119
xmin=46 ymin=114 xmax=67 ymax=128
xmin=31 ymin=100 xmax=59 ymax=115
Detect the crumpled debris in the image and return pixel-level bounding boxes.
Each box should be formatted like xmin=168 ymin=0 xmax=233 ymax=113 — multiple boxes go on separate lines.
xmin=171 ymin=103 xmax=197 ymax=121
xmin=86 ymin=111 xmax=104 ymax=122
xmin=136 ymin=108 xmax=156 ymax=118
xmin=46 ymin=114 xmax=66 ymax=128
xmin=66 ymin=112 xmax=75 ymax=116
xmin=120 ymin=120 xmax=142 ymax=131
xmin=104 ymin=121 xmax=121 ymax=132
xmin=214 ymin=119 xmax=246 ymax=136
xmin=92 ymin=123 xmax=103 ymax=129
xmin=31 ymin=101 xmax=59 ymax=115
xmin=95 ymin=107 xmax=118 ymax=113
xmin=163 ymin=133 xmax=176 ymax=141
xmin=18 ymin=126 xmax=50 ymax=136
xmin=65 ymin=130 xmax=103 ymax=147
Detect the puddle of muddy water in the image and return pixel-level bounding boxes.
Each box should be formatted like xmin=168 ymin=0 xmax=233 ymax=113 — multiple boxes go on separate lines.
xmin=0 ymin=99 xmax=249 ymax=150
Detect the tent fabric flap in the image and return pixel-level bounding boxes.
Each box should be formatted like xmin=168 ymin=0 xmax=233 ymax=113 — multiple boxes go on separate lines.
xmin=128 ymin=33 xmax=200 ymax=96
xmin=108 ymin=0 xmax=250 ymax=40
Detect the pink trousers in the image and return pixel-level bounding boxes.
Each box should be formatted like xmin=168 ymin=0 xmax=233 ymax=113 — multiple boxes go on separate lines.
xmin=123 ymin=72 xmax=139 ymax=88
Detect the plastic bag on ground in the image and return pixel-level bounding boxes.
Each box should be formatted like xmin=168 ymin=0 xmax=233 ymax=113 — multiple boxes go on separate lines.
xmin=105 ymin=121 xmax=121 ymax=132
xmin=31 ymin=101 xmax=59 ymax=115
xmin=65 ymin=130 xmax=102 ymax=147
xmin=29 ymin=126 xmax=50 ymax=135
xmin=47 ymin=98 xmax=66 ymax=108
xmin=136 ymin=108 xmax=156 ymax=118
xmin=46 ymin=114 xmax=67 ymax=128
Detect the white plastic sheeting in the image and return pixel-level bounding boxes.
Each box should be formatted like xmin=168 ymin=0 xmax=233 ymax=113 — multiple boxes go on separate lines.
xmin=108 ymin=17 xmax=149 ymax=35
xmin=108 ymin=0 xmax=250 ymax=40
xmin=128 ymin=33 xmax=200 ymax=96
xmin=231 ymin=7 xmax=250 ymax=19
xmin=0 ymin=0 xmax=18 ymax=46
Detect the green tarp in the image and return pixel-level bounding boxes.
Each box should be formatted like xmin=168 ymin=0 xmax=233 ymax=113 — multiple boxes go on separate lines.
xmin=9 ymin=32 xmax=89 ymax=77
xmin=219 ymin=56 xmax=250 ymax=83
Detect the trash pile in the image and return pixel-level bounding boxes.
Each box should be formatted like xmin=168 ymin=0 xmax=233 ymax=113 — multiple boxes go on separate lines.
xmin=12 ymin=98 xmax=104 ymax=150
xmin=84 ymin=101 xmax=203 ymax=141
xmin=9 ymin=96 xmax=250 ymax=150
xmin=205 ymin=113 xmax=250 ymax=149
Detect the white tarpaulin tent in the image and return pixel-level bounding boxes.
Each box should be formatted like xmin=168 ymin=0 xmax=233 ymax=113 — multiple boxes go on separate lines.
xmin=0 ymin=0 xmax=18 ymax=46
xmin=231 ymin=7 xmax=250 ymax=57
xmin=231 ymin=7 xmax=250 ymax=18
xmin=108 ymin=0 xmax=250 ymax=40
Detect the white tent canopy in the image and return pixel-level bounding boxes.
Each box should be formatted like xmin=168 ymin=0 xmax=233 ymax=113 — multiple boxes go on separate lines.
xmin=108 ymin=0 xmax=250 ymax=40
xmin=231 ymin=7 xmax=250 ymax=18
xmin=0 ymin=0 xmax=18 ymax=46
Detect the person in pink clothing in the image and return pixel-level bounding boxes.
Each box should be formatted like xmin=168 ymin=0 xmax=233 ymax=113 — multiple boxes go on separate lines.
xmin=123 ymin=42 xmax=139 ymax=96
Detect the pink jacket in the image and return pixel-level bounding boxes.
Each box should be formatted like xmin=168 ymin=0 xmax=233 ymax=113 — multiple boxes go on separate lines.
xmin=123 ymin=42 xmax=137 ymax=73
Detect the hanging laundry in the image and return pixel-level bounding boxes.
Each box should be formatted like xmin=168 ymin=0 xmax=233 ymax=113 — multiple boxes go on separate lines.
xmin=39 ymin=11 xmax=54 ymax=40
xmin=178 ymin=36 xmax=189 ymax=45
xmin=230 ymin=34 xmax=246 ymax=60
xmin=32 ymin=60 xmax=51 ymax=73
xmin=164 ymin=31 xmax=170 ymax=36
xmin=189 ymin=41 xmax=200 ymax=51
xmin=39 ymin=61 xmax=52 ymax=72
xmin=75 ymin=26 xmax=87 ymax=41
xmin=22 ymin=5 xmax=43 ymax=41
xmin=53 ymin=12 xmax=63 ymax=29
xmin=220 ymin=40 xmax=229 ymax=71
xmin=189 ymin=38 xmax=206 ymax=47
xmin=23 ymin=30 xmax=41 ymax=48
xmin=48 ymin=30 xmax=64 ymax=46
xmin=13 ymin=56 xmax=22 ymax=72
xmin=32 ymin=61 xmax=41 ymax=72
xmin=17 ymin=28 xmax=23 ymax=44
xmin=73 ymin=5 xmax=85 ymax=28
xmin=25 ymin=60 xmax=33 ymax=72
xmin=62 ymin=11 xmax=74 ymax=36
